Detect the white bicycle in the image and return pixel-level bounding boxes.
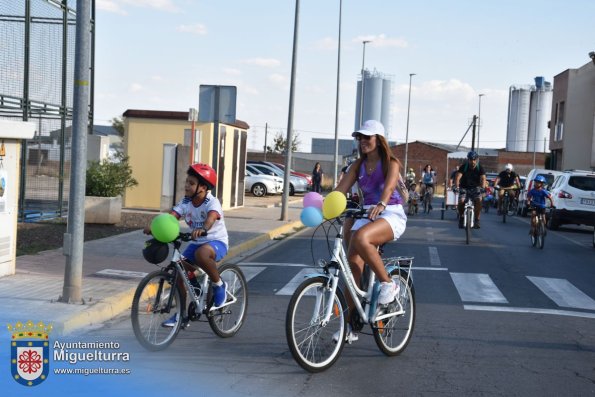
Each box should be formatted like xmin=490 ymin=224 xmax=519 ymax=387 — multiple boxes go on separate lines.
xmin=285 ymin=207 xmax=416 ymax=372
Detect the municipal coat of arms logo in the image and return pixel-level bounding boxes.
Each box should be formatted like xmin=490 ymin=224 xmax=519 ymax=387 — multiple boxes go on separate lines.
xmin=8 ymin=320 xmax=53 ymax=387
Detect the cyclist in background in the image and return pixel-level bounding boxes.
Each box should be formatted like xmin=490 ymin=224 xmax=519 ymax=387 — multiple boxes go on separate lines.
xmin=453 ymin=151 xmax=486 ymax=229
xmin=144 ymin=163 xmax=229 ymax=327
xmin=420 ymin=164 xmax=436 ymax=211
xmin=406 ymin=167 xmax=416 ymax=189
xmin=494 ymin=163 xmax=521 ymax=215
xmin=527 ymin=175 xmax=554 ymax=235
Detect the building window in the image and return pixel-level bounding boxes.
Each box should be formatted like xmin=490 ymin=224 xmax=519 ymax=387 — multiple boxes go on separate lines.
xmin=555 ymin=101 xmax=565 ymax=141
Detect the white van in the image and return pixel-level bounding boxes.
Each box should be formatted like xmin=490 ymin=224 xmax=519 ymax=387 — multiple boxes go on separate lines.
xmin=518 ymin=169 xmax=563 ymax=216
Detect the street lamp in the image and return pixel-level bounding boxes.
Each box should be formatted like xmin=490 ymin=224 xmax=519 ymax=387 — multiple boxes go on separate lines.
xmin=281 ymin=0 xmax=299 ymax=221
xmin=332 ymin=0 xmax=343 ymax=188
xmin=477 ymin=94 xmax=485 ymax=150
xmin=359 ymin=40 xmax=371 ymax=128
xmin=403 ymin=73 xmax=415 ymax=178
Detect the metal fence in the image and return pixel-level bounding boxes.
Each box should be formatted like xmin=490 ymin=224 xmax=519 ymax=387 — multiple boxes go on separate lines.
xmin=0 ymin=0 xmax=94 ymax=221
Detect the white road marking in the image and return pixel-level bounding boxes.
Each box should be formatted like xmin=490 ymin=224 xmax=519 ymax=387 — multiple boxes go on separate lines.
xmin=237 ymin=266 xmax=266 ymax=282
xmin=275 ymin=268 xmax=318 ymax=295
xmin=450 ymin=273 xmax=508 ymax=303
xmin=464 ymin=305 xmax=595 ymax=320
xmin=96 ymin=269 xmax=147 ymax=278
xmin=527 ymin=276 xmax=595 ymax=310
xmin=426 ymin=230 xmax=435 ymax=242
xmin=238 ymin=262 xmax=308 ymax=267
xmin=428 ymin=246 xmax=441 ymax=267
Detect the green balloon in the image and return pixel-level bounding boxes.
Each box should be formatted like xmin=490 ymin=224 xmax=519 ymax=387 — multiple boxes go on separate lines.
xmin=151 ymin=213 xmax=180 ymax=243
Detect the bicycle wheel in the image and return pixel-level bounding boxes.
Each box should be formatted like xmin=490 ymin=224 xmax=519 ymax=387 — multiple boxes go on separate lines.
xmin=465 ymin=208 xmax=471 ymax=244
xmin=424 ymin=195 xmax=431 ymax=214
xmin=131 ymin=269 xmax=183 ymax=351
xmin=502 ymin=196 xmax=508 ymax=223
xmin=373 ymin=270 xmax=415 ymax=356
xmin=285 ymin=276 xmax=347 ymax=373
xmin=530 ymin=227 xmax=537 ymax=247
xmin=508 ymin=198 xmax=518 ymax=217
xmin=208 ymin=263 xmax=248 ymax=338
xmin=538 ymin=221 xmax=545 ymax=249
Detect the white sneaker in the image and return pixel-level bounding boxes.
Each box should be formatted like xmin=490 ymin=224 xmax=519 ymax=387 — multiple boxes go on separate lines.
xmin=378 ymin=280 xmax=398 ymax=305
xmin=332 ymin=324 xmax=359 ymax=344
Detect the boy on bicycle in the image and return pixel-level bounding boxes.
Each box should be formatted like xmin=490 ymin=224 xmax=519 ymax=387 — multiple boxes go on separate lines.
xmin=144 ymin=163 xmax=229 ymax=326
xmin=408 ymin=182 xmax=419 ymax=215
xmin=527 ymin=175 xmax=554 ymax=235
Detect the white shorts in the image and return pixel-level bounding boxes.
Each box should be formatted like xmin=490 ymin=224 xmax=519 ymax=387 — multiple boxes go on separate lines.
xmin=351 ymin=204 xmax=407 ymax=241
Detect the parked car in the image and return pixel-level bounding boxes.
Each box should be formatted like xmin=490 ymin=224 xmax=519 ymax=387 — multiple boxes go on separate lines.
xmin=518 ymin=169 xmax=563 ymax=216
xmin=547 ymin=170 xmax=595 ymax=230
xmin=245 ymin=169 xmax=283 ymax=197
xmin=248 ymin=160 xmax=313 ymax=186
xmin=269 ymin=162 xmax=313 ymax=185
xmin=246 ymin=163 xmax=308 ymax=195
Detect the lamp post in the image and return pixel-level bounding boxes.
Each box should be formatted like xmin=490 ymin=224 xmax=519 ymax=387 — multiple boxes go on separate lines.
xmin=403 ymin=73 xmax=415 ymax=178
xmin=281 ymin=0 xmax=299 ymax=221
xmin=332 ymin=0 xmax=342 ymax=188
xmin=359 ymin=40 xmax=371 ymax=128
xmin=477 ymin=93 xmax=485 ymax=150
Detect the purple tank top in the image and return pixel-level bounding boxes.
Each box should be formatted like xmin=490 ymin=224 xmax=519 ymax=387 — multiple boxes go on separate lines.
xmin=358 ymin=160 xmax=403 ymax=205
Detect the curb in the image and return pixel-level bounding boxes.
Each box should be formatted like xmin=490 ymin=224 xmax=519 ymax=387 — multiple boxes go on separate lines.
xmin=60 ymin=220 xmax=304 ymax=335
xmin=60 ymin=287 xmax=137 ymax=335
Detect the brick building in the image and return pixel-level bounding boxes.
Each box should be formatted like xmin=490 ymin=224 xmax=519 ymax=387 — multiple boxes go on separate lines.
xmin=392 ymin=141 xmax=547 ymax=190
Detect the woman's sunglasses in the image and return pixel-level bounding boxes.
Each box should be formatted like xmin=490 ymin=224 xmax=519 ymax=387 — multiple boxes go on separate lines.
xmin=356 ymin=134 xmax=373 ymax=141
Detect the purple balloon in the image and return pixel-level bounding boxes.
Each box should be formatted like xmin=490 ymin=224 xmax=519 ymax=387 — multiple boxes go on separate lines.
xmin=303 ymin=192 xmax=323 ymax=209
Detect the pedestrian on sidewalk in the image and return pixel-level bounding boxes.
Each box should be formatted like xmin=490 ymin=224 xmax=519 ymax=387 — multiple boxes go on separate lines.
xmin=144 ymin=163 xmax=229 ymax=326
xmin=312 ymin=162 xmax=323 ymax=193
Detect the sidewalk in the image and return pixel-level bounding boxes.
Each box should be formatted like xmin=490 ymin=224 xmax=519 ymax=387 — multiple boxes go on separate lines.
xmin=0 ymin=196 xmax=304 ymax=335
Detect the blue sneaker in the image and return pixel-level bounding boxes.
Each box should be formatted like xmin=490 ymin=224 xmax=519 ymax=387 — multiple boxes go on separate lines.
xmin=161 ymin=313 xmax=178 ymax=328
xmin=212 ymin=282 xmax=227 ymax=307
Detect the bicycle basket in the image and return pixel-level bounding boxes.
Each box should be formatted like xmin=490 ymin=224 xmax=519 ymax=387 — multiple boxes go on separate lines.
xmin=142 ymin=238 xmax=169 ymax=264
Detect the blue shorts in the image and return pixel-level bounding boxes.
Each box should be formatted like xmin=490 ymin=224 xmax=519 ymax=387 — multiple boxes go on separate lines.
xmin=182 ymin=241 xmax=228 ymax=263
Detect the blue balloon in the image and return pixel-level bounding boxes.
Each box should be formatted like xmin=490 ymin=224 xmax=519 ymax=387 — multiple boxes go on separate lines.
xmin=300 ymin=206 xmax=323 ymax=227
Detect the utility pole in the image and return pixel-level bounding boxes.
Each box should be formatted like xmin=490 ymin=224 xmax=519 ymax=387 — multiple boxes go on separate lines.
xmin=281 ymin=0 xmax=299 ymax=221
xmin=264 ymin=122 xmax=268 ymax=161
xmin=62 ymin=0 xmax=91 ymax=303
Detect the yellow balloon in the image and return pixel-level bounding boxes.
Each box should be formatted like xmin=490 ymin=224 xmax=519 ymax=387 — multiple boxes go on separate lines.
xmin=322 ymin=191 xmax=347 ymax=219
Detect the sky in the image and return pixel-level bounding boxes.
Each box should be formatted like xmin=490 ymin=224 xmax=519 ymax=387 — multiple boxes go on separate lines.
xmin=93 ymin=0 xmax=595 ymax=153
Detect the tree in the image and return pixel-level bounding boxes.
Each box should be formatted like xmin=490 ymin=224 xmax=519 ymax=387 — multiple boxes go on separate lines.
xmin=111 ymin=116 xmax=125 ymax=137
xmin=271 ymin=131 xmax=300 ymax=153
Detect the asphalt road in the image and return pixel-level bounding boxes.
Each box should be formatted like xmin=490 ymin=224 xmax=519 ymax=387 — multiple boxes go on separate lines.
xmin=67 ymin=204 xmax=595 ymax=396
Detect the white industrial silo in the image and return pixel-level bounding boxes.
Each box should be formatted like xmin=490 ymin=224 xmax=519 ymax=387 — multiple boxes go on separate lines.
xmin=527 ymin=77 xmax=553 ymax=153
xmin=380 ymin=77 xmax=392 ymax=139
xmin=506 ymin=85 xmax=531 ymax=151
xmin=354 ymin=69 xmax=392 ymax=135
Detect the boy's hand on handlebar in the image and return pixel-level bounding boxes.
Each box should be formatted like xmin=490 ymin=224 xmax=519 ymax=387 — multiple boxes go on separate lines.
xmin=191 ymin=228 xmax=208 ymax=240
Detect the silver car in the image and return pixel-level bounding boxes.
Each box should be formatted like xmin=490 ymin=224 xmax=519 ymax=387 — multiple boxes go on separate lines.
xmin=245 ymin=169 xmax=283 ymax=197
xmin=246 ymin=163 xmax=308 ymax=195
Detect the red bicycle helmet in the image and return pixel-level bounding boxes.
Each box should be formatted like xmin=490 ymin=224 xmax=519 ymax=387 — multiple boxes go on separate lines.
xmin=187 ymin=163 xmax=217 ymax=189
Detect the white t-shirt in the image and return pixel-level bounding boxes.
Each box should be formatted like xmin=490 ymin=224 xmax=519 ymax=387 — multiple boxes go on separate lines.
xmin=172 ymin=192 xmax=228 ymax=248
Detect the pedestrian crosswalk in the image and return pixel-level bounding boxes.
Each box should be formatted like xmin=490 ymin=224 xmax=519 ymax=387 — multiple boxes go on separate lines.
xmin=235 ymin=262 xmax=595 ymax=319
xmin=99 ymin=262 xmax=595 ymax=319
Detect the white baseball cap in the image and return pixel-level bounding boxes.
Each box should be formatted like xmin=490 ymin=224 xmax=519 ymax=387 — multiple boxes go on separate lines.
xmin=505 ymin=163 xmax=513 ymax=170
xmin=352 ymin=120 xmax=385 ymax=137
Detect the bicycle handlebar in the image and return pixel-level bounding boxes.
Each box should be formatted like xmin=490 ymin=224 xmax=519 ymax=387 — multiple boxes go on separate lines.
xmin=177 ymin=231 xmax=208 ymax=242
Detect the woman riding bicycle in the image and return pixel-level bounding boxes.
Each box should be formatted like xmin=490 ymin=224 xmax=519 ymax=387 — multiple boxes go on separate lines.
xmin=334 ymin=120 xmax=408 ymax=339
xmin=420 ymin=164 xmax=436 ymax=211
xmin=144 ymin=163 xmax=229 ymax=326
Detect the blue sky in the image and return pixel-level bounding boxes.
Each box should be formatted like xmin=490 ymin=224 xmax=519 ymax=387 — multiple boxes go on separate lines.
xmin=94 ymin=0 xmax=595 ymax=152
